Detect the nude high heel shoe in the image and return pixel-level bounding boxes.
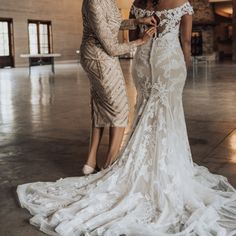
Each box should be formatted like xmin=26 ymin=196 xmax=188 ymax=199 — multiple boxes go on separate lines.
xmin=82 ymin=164 xmax=100 ymax=175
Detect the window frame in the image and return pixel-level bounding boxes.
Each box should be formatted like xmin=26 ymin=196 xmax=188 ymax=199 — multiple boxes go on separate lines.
xmin=28 ymin=20 xmax=52 ymax=55
xmin=0 ymin=18 xmax=14 ymax=57
xmin=0 ymin=17 xmax=14 ymax=68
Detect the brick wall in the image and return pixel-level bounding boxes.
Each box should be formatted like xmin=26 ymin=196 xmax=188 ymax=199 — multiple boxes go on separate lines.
xmin=191 ymin=0 xmax=215 ymax=55
xmin=191 ymin=0 xmax=215 ymax=25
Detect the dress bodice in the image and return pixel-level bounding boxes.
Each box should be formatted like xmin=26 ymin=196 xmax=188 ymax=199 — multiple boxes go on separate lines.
xmin=130 ymin=1 xmax=194 ymax=39
xmin=80 ymin=0 xmax=137 ymax=60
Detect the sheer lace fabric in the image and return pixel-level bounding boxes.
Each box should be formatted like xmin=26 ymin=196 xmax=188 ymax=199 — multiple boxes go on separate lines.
xmin=17 ymin=1 xmax=236 ymax=235
xmin=130 ymin=2 xmax=194 ymax=39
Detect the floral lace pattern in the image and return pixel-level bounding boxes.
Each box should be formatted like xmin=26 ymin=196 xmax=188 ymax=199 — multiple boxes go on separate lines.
xmin=17 ymin=2 xmax=236 ymax=236
xmin=130 ymin=1 xmax=194 ymax=39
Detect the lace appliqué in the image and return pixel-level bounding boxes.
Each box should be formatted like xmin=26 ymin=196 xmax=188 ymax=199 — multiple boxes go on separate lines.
xmin=131 ymin=2 xmax=194 ymax=39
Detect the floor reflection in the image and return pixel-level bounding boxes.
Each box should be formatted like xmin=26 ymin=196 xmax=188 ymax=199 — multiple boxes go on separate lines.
xmin=0 ymin=62 xmax=236 ymax=235
xmin=30 ymin=74 xmax=55 ymax=129
xmin=0 ymin=72 xmax=14 ymax=134
xmin=30 ymin=74 xmax=55 ymax=106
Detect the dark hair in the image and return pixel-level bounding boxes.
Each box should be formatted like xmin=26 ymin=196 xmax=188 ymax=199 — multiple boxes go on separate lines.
xmin=140 ymin=0 xmax=159 ymax=7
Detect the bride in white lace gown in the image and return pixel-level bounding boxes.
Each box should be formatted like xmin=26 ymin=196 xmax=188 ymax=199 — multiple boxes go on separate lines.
xmin=17 ymin=0 xmax=236 ymax=235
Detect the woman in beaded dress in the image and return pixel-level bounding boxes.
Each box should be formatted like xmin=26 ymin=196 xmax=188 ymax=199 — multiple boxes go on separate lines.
xmin=80 ymin=0 xmax=156 ymax=174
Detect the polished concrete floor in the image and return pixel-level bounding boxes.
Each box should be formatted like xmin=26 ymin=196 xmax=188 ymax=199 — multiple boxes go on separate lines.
xmin=0 ymin=61 xmax=236 ymax=235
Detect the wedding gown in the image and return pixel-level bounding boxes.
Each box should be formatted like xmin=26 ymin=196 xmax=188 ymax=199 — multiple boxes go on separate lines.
xmin=17 ymin=1 xmax=236 ymax=235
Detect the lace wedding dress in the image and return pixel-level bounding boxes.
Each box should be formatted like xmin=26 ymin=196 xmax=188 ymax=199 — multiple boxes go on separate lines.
xmin=17 ymin=2 xmax=236 ymax=235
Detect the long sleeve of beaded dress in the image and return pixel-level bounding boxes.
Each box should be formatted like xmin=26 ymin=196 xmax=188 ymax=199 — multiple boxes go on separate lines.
xmin=17 ymin=1 xmax=236 ymax=235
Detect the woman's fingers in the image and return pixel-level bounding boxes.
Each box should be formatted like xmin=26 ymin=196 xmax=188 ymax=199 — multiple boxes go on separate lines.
xmin=150 ymin=28 xmax=157 ymax=37
xmin=147 ymin=29 xmax=155 ymax=35
xmin=151 ymin=16 xmax=157 ymax=25
xmin=152 ymin=14 xmax=160 ymax=26
xmin=142 ymin=16 xmax=156 ymax=26
xmin=142 ymin=26 xmax=157 ymax=43
xmin=147 ymin=26 xmax=156 ymax=35
xmin=147 ymin=28 xmax=155 ymax=34
xmin=148 ymin=16 xmax=157 ymax=26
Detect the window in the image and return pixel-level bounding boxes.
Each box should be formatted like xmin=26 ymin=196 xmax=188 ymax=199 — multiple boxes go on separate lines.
xmin=0 ymin=18 xmax=14 ymax=68
xmin=0 ymin=21 xmax=10 ymax=56
xmin=28 ymin=20 xmax=52 ymax=54
xmin=28 ymin=23 xmax=38 ymax=54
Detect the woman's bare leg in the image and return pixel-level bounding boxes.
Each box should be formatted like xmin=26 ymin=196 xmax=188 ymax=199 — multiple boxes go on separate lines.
xmin=85 ymin=126 xmax=104 ymax=168
xmin=104 ymin=127 xmax=125 ymax=168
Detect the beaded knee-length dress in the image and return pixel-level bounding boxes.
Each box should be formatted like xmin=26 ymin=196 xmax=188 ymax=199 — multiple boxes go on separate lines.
xmin=80 ymin=0 xmax=137 ymax=127
xmin=17 ymin=1 xmax=236 ymax=235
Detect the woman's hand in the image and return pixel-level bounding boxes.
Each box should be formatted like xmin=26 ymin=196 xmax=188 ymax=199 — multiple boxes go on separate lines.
xmin=135 ymin=26 xmax=157 ymax=46
xmin=142 ymin=27 xmax=157 ymax=43
xmin=137 ymin=16 xmax=157 ymax=26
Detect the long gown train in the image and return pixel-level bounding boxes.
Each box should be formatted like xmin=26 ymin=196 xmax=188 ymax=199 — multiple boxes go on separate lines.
xmin=17 ymin=2 xmax=236 ymax=235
